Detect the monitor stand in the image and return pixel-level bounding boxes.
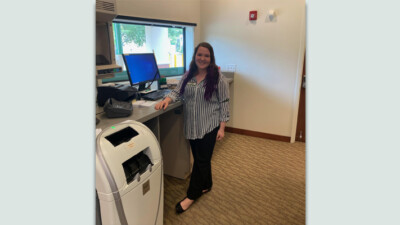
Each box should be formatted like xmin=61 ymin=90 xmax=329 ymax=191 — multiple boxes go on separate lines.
xmin=138 ymin=83 xmax=147 ymax=92
xmin=138 ymin=82 xmax=156 ymax=95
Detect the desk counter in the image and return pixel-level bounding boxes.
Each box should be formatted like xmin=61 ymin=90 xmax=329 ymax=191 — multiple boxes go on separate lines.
xmin=96 ymin=100 xmax=182 ymax=130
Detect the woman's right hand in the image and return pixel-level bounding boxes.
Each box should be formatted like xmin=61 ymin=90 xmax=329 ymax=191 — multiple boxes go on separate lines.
xmin=155 ymin=97 xmax=172 ymax=110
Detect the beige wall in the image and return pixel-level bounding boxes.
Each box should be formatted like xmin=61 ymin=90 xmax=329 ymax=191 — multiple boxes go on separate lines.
xmin=200 ymin=0 xmax=305 ymax=139
xmin=116 ymin=0 xmax=202 ymax=45
xmin=115 ymin=0 xmax=305 ymax=140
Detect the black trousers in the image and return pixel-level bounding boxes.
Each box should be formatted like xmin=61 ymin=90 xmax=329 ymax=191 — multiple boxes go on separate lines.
xmin=187 ymin=126 xmax=219 ymax=200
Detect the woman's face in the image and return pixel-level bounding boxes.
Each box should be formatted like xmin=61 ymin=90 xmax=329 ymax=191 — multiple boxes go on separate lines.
xmin=195 ymin=46 xmax=211 ymax=71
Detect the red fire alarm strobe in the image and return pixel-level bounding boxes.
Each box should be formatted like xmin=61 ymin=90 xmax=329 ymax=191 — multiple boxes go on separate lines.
xmin=249 ymin=11 xmax=257 ymax=20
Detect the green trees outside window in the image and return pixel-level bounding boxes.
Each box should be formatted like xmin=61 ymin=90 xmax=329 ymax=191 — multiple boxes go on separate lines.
xmin=104 ymin=22 xmax=185 ymax=83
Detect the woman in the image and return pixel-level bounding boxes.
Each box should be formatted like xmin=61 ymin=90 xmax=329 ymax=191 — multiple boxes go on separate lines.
xmin=155 ymin=42 xmax=230 ymax=214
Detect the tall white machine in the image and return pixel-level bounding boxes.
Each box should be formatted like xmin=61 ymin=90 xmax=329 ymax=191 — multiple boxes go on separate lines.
xmin=96 ymin=120 xmax=163 ymax=225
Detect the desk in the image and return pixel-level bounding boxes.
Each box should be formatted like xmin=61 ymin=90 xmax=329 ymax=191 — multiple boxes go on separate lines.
xmin=96 ymin=100 xmax=192 ymax=179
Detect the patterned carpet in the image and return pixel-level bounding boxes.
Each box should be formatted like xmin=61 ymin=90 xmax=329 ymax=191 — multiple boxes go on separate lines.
xmin=163 ymin=132 xmax=305 ymax=225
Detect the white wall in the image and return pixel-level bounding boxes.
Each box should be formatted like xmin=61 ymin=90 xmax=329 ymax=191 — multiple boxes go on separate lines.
xmin=200 ymin=0 xmax=305 ymax=138
xmin=116 ymin=0 xmax=202 ymax=45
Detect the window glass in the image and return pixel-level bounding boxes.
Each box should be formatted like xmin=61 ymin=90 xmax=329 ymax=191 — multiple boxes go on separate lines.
xmin=102 ymin=22 xmax=185 ymax=83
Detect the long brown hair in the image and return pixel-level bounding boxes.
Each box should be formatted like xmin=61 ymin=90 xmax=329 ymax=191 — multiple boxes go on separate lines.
xmin=180 ymin=42 xmax=219 ymax=100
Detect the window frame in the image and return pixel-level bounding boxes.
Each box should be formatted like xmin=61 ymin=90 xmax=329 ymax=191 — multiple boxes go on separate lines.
xmin=102 ymin=16 xmax=196 ymax=83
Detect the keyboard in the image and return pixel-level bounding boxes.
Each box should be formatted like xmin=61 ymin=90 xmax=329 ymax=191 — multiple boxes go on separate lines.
xmin=142 ymin=89 xmax=171 ymax=101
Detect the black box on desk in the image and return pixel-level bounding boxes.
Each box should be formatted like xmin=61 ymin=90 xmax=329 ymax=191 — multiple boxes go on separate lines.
xmin=97 ymin=84 xmax=138 ymax=106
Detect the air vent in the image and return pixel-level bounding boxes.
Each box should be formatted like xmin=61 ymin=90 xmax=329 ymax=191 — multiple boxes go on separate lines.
xmin=96 ymin=0 xmax=115 ymax=12
xmin=96 ymin=0 xmax=117 ymax=22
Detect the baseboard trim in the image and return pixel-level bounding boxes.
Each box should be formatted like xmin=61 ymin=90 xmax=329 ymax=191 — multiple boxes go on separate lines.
xmin=225 ymin=127 xmax=291 ymax=142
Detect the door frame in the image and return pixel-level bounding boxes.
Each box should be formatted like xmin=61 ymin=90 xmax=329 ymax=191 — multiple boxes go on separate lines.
xmin=290 ymin=7 xmax=306 ymax=143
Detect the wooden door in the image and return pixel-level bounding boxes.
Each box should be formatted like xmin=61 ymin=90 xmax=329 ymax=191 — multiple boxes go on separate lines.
xmin=295 ymin=53 xmax=306 ymax=142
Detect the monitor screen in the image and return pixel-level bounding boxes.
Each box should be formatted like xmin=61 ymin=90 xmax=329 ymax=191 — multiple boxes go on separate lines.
xmin=122 ymin=53 xmax=161 ymax=90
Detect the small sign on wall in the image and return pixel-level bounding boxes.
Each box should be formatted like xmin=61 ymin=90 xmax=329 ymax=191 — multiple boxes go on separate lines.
xmin=249 ymin=11 xmax=257 ymax=20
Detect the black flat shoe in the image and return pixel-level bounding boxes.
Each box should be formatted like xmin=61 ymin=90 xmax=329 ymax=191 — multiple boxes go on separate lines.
xmin=175 ymin=198 xmax=186 ymax=214
xmin=176 ymin=197 xmax=193 ymax=214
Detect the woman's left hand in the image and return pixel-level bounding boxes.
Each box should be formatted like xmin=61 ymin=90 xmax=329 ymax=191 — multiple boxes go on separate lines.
xmin=216 ymin=129 xmax=225 ymax=141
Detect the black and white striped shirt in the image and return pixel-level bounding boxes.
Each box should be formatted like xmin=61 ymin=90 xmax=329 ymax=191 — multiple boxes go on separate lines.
xmin=166 ymin=72 xmax=230 ymax=140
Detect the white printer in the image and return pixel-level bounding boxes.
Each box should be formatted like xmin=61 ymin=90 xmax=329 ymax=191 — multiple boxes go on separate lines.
xmin=96 ymin=120 xmax=163 ymax=225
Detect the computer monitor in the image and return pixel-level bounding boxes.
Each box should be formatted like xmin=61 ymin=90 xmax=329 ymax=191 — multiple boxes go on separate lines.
xmin=122 ymin=53 xmax=161 ymax=91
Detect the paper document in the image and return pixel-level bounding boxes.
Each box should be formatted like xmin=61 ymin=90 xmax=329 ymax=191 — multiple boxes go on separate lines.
xmin=132 ymin=100 xmax=156 ymax=107
xmin=141 ymin=101 xmax=156 ymax=107
xmin=132 ymin=100 xmax=146 ymax=106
